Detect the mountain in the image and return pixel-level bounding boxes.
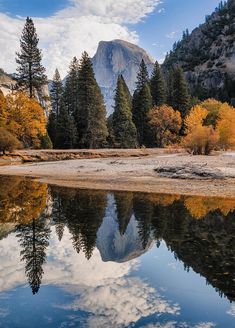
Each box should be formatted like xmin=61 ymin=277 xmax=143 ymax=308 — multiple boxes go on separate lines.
xmin=162 ymin=0 xmax=235 ymax=104
xmin=96 ymin=195 xmax=154 ymax=263
xmin=0 ymin=69 xmax=16 ymax=95
xmin=0 ymin=68 xmax=51 ymax=116
xmin=92 ymin=40 xmax=154 ymax=115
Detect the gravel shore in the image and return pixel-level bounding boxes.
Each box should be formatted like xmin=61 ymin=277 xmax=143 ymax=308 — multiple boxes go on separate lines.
xmin=0 ymin=150 xmax=235 ymax=197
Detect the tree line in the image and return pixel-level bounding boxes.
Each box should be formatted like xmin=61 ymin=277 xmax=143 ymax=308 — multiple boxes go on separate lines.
xmin=48 ymin=56 xmax=191 ymax=149
xmin=0 ymin=16 xmax=235 ymax=154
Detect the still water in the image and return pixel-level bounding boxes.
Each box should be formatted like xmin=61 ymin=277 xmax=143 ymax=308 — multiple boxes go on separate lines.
xmin=0 ymin=176 xmax=234 ymax=328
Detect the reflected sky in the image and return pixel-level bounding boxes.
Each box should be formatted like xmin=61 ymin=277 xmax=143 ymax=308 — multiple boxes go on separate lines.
xmin=0 ymin=177 xmax=234 ymax=328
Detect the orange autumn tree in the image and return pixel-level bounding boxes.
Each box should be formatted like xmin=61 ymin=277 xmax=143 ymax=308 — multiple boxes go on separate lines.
xmin=0 ymin=176 xmax=48 ymax=224
xmin=5 ymin=92 xmax=47 ymax=148
xmin=183 ymin=105 xmax=218 ymax=155
xmin=184 ymin=100 xmax=235 ymax=154
xmin=149 ymin=105 xmax=182 ymax=147
xmin=0 ymin=90 xmax=7 ymax=127
xmin=216 ymin=103 xmax=235 ymax=149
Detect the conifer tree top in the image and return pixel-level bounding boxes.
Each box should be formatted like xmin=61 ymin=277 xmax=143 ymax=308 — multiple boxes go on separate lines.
xmin=136 ymin=59 xmax=149 ymax=91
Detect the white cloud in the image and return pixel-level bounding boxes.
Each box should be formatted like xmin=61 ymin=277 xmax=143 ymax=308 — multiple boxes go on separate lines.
xmin=227 ymin=304 xmax=235 ymax=317
xmin=59 ymin=279 xmax=180 ymax=328
xmin=166 ymin=31 xmax=177 ymax=39
xmin=0 ymin=0 xmax=161 ymax=78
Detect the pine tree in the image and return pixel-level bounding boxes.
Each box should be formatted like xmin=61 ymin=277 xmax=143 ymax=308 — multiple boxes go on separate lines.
xmin=150 ymin=61 xmax=166 ymax=106
xmin=76 ymin=52 xmax=108 ymax=148
xmin=63 ymin=57 xmax=80 ymax=116
xmin=112 ymin=75 xmax=137 ymax=148
xmin=16 ymin=17 xmax=47 ymax=98
xmin=120 ymin=75 xmax=132 ymax=109
xmin=171 ymin=66 xmax=190 ymax=118
xmin=50 ymin=69 xmax=63 ymax=116
xmin=166 ymin=69 xmax=174 ymax=106
xmin=132 ymin=60 xmax=153 ymax=146
xmin=17 ymin=216 xmax=50 ymax=294
xmin=136 ymin=59 xmax=149 ymax=89
xmin=55 ymin=103 xmax=77 ymax=149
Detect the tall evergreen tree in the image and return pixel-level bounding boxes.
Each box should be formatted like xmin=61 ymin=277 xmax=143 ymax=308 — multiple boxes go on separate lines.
xmin=171 ymin=66 xmax=190 ymax=118
xmin=63 ymin=57 xmax=80 ymax=116
xmin=47 ymin=112 xmax=57 ymax=147
xmin=50 ymin=69 xmax=63 ymax=116
xmin=166 ymin=69 xmax=174 ymax=106
xmin=132 ymin=60 xmax=153 ymax=146
xmin=114 ymin=192 xmax=133 ymax=235
xmin=76 ymin=52 xmax=108 ymax=148
xmin=16 ymin=17 xmax=47 ymax=98
xmin=120 ymin=75 xmax=132 ymax=109
xmin=112 ymin=75 xmax=137 ymax=148
xmin=136 ymin=59 xmax=149 ymax=89
xmin=55 ymin=103 xmax=77 ymax=149
xmin=17 ymin=216 xmax=50 ymax=294
xmin=150 ymin=61 xmax=166 ymax=106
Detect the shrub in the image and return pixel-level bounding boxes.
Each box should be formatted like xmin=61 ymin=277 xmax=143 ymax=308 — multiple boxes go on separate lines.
xmin=149 ymin=105 xmax=182 ymax=147
xmin=183 ymin=125 xmax=218 ymax=155
xmin=39 ymin=132 xmax=53 ymax=149
xmin=0 ymin=127 xmax=22 ymax=154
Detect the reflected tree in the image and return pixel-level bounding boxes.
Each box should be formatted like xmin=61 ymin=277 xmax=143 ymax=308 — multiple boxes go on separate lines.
xmin=0 ymin=176 xmax=48 ymax=225
xmin=50 ymin=187 xmax=107 ymax=259
xmin=17 ymin=215 xmax=51 ymax=294
xmin=114 ymin=192 xmax=133 ymax=235
xmin=133 ymin=194 xmax=154 ymax=249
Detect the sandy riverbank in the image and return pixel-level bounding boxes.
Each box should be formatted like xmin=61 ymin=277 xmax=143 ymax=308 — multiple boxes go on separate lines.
xmin=0 ymin=150 xmax=235 ymax=197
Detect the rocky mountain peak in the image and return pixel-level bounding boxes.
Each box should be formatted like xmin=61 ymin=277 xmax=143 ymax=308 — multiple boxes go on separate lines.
xmin=92 ymin=39 xmax=154 ymax=115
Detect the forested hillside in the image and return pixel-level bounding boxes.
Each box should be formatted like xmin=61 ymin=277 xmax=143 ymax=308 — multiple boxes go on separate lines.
xmin=163 ymin=0 xmax=235 ymax=103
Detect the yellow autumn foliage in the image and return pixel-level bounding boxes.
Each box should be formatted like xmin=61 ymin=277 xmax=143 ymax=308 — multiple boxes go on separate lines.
xmin=3 ymin=92 xmax=47 ymax=148
xmin=147 ymin=193 xmax=181 ymax=206
xmin=184 ymin=196 xmax=235 ymax=219
xmin=183 ymin=100 xmax=235 ymax=154
xmin=216 ymin=103 xmax=235 ymax=149
xmin=0 ymin=176 xmax=48 ymax=224
xmin=184 ymin=105 xmax=208 ymax=133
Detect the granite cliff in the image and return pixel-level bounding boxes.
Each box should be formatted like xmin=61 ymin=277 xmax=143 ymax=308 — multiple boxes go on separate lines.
xmin=92 ymin=40 xmax=154 ymax=115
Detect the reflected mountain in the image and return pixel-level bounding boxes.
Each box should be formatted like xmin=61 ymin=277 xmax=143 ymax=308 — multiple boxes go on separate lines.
xmin=97 ymin=194 xmax=154 ymax=263
xmin=0 ymin=176 xmax=234 ymax=302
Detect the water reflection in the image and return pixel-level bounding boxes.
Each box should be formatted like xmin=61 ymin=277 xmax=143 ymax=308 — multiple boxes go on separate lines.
xmin=0 ymin=177 xmax=234 ymax=327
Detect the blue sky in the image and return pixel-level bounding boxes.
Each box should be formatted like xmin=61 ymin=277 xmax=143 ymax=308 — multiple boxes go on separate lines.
xmin=0 ymin=0 xmax=221 ymax=77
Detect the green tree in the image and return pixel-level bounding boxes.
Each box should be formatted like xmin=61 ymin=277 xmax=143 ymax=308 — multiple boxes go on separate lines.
xmin=114 ymin=192 xmax=133 ymax=235
xmin=63 ymin=57 xmax=80 ymax=116
xmin=172 ymin=66 xmax=190 ymax=118
xmin=166 ymin=69 xmax=174 ymax=106
xmin=112 ymin=75 xmax=137 ymax=148
xmin=17 ymin=216 xmax=51 ymax=294
xmin=76 ymin=52 xmax=108 ymax=148
xmin=150 ymin=61 xmax=166 ymax=106
xmin=39 ymin=132 xmax=53 ymax=149
xmin=16 ymin=17 xmax=47 ymax=98
xmin=55 ymin=104 xmax=77 ymax=149
xmin=132 ymin=60 xmax=153 ymax=146
xmin=50 ymin=69 xmax=63 ymax=116
xmin=47 ymin=112 xmax=57 ymax=147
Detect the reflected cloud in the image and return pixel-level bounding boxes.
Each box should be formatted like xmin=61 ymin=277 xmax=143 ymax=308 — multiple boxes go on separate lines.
xmin=57 ymin=277 xmax=180 ymax=328
xmin=0 ymin=307 xmax=9 ymax=318
xmin=143 ymin=322 xmax=216 ymax=328
xmin=227 ymin=304 xmax=235 ymax=317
